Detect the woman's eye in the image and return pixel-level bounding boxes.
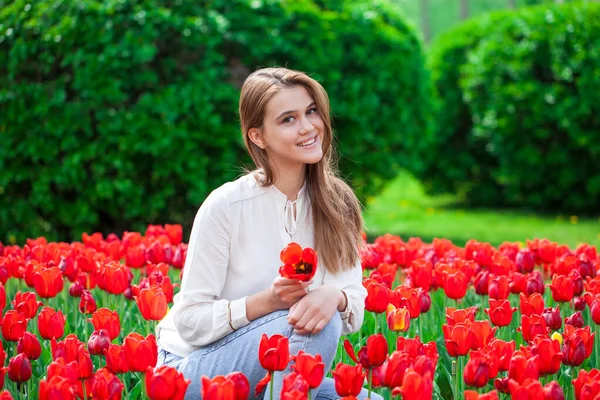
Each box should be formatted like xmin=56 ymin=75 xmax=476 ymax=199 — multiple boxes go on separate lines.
xmin=307 ymin=107 xmax=317 ymax=115
xmin=283 ymin=116 xmax=294 ymax=123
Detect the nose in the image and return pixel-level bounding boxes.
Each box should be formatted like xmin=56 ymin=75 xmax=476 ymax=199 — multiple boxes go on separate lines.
xmin=299 ymin=116 xmax=314 ymax=135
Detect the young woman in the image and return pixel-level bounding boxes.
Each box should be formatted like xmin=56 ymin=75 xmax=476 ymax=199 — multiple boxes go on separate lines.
xmin=156 ymin=67 xmax=381 ymax=400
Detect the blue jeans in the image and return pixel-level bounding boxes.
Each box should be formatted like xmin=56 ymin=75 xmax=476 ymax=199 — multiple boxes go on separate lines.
xmin=157 ymin=310 xmax=383 ymax=400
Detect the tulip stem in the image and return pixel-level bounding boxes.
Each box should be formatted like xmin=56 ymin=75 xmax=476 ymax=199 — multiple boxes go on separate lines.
xmin=270 ymin=371 xmax=274 ymax=400
xmin=368 ymin=368 xmax=373 ymax=400
xmin=374 ymin=312 xmax=379 ymax=334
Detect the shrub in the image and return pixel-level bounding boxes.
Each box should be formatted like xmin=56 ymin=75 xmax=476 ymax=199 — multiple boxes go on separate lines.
xmin=0 ymin=0 xmax=430 ymax=243
xmin=421 ymin=2 xmax=600 ymax=212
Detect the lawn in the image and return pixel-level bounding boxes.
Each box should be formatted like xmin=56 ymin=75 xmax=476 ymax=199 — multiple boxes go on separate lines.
xmin=362 ymin=170 xmax=600 ymax=248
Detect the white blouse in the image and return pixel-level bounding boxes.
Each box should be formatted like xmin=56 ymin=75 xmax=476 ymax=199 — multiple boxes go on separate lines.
xmin=156 ymin=171 xmax=367 ymax=357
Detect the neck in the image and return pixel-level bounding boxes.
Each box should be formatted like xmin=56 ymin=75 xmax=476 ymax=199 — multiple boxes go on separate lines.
xmin=272 ymin=164 xmax=306 ymax=201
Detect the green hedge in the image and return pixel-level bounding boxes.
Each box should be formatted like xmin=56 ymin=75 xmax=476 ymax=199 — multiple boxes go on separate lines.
xmin=420 ymin=2 xmax=600 ymax=212
xmin=0 ymin=0 xmax=431 ymax=243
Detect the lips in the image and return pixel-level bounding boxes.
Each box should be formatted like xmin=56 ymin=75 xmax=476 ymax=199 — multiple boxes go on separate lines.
xmin=297 ymin=136 xmax=317 ymax=147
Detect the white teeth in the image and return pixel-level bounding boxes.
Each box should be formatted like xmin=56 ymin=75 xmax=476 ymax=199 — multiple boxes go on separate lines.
xmin=298 ymin=137 xmax=316 ymax=147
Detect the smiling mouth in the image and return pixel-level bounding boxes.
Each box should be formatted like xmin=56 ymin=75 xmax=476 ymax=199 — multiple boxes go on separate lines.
xmin=297 ymin=137 xmax=317 ymax=147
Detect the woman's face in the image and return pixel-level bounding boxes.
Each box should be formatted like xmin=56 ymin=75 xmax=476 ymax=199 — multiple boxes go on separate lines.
xmin=251 ymin=85 xmax=325 ymax=172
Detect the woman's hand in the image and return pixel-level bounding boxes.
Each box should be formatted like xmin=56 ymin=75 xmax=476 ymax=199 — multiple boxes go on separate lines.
xmin=287 ymin=285 xmax=344 ymax=335
xmin=268 ymin=277 xmax=312 ymax=311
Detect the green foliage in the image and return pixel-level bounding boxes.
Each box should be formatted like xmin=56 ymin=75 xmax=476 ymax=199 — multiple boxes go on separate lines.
xmin=0 ymin=0 xmax=431 ymax=243
xmin=419 ymin=2 xmax=600 ymax=212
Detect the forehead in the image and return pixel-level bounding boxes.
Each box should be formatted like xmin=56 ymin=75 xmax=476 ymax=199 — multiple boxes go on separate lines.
xmin=265 ymin=85 xmax=314 ymax=118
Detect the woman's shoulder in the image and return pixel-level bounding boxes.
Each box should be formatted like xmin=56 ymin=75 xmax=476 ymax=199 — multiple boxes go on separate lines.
xmin=203 ymin=171 xmax=266 ymax=208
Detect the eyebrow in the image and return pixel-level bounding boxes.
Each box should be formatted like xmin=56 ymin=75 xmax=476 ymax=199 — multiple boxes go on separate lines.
xmin=274 ymin=102 xmax=316 ymax=121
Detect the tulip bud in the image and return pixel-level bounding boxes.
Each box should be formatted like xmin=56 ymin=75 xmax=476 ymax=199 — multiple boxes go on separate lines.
xmin=69 ymin=281 xmax=84 ymax=297
xmin=542 ymin=307 xmax=562 ymax=331
xmin=565 ymin=312 xmax=585 ymax=328
xmin=543 ymin=381 xmax=565 ymax=400
xmin=17 ymin=332 xmax=41 ymax=361
xmin=79 ymin=290 xmax=97 ymax=314
xmin=573 ymin=297 xmax=586 ymax=311
xmin=516 ymin=249 xmax=535 ymax=273
xmin=8 ymin=354 xmax=32 ymax=383
xmin=419 ymin=289 xmax=431 ymax=313
xmin=88 ymin=329 xmax=111 ymax=356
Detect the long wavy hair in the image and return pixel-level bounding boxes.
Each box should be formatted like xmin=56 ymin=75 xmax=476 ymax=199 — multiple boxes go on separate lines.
xmin=239 ymin=67 xmax=364 ymax=273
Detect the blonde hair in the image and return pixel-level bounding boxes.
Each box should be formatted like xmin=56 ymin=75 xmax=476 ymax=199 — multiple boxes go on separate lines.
xmin=239 ymin=67 xmax=364 ymax=273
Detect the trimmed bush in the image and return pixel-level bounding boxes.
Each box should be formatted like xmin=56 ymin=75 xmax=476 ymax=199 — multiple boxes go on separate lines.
xmin=421 ymin=3 xmax=600 ymax=212
xmin=0 ymin=0 xmax=430 ymax=243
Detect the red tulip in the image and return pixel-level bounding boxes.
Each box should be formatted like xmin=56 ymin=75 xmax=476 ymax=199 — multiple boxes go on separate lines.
xmin=39 ymin=376 xmax=77 ymax=400
xmin=332 ymin=363 xmax=365 ymax=397
xmin=88 ymin=329 xmax=111 ymax=356
xmin=443 ymin=270 xmax=468 ymax=300
xmin=411 ymin=259 xmax=433 ymax=291
xmin=562 ymin=325 xmax=595 ymax=366
xmin=380 ymin=351 xmax=412 ymax=389
xmin=279 ymin=243 xmax=318 ymax=282
xmin=258 ymin=334 xmax=290 ymax=371
xmin=0 ymin=311 xmax=28 ymax=342
xmin=550 ymin=274 xmax=574 ymax=303
xmin=344 ymin=334 xmax=388 ymax=368
xmin=386 ymin=304 xmax=410 ymax=332
xmin=291 ymin=351 xmax=325 ymax=389
xmin=38 ymin=306 xmax=66 ymax=340
xmin=77 ymin=348 xmax=94 ymax=379
xmin=393 ymin=286 xmax=421 ymax=318
xmin=394 ymin=369 xmax=433 ymax=399
xmin=530 ymin=337 xmax=562 ymax=376
xmin=79 ymin=290 xmax=97 ymax=314
xmin=464 ymin=353 xmax=491 ymax=388
xmin=281 ymin=372 xmax=309 ymax=397
xmin=443 ymin=323 xmax=472 ymax=357
xmin=126 ymin=245 xmax=146 ymax=268
xmin=565 ymin=312 xmax=585 ymax=328
xmin=508 ymin=355 xmax=539 ymax=384
xmin=202 ymin=372 xmax=249 ymax=400
xmin=165 ymin=224 xmax=183 ymax=245
xmin=123 ymin=333 xmax=158 ymax=372
xmin=91 ymin=367 xmax=124 ymax=400
xmin=255 ymin=334 xmax=290 ymax=396
xmin=572 ymin=368 xmax=600 ymax=400
xmin=69 ymin=280 xmax=85 ymax=297
xmin=542 ymin=307 xmax=562 ymax=331
xmin=419 ymin=289 xmax=432 ymax=313
xmin=47 ymin=357 xmax=79 ymax=383
xmin=7 ymin=354 xmax=32 ymax=383
xmin=469 ymin=321 xmax=497 ymax=350
xmin=464 ymin=390 xmax=499 ymax=400
xmin=485 ymin=299 xmax=517 ymax=327
xmin=16 ymin=332 xmax=41 ymax=361
xmin=516 ymin=248 xmax=535 ymax=273
xmin=446 ymin=307 xmax=478 ymax=325
xmin=519 ymin=293 xmax=544 ymax=316
xmin=542 ymin=381 xmax=565 ymax=400
xmin=146 ymin=241 xmax=166 ymax=264
xmin=364 ymin=280 xmax=391 ymax=314
xmin=96 ymin=261 xmax=129 ymax=295
xmin=474 ymin=270 xmax=490 ymax=295
xmin=51 ymin=334 xmax=84 ymax=363
xmin=134 ymin=285 xmax=168 ymax=321
xmin=146 ymin=365 xmax=190 ymax=400
xmin=488 ymin=275 xmax=510 ymax=300
xmin=104 ymin=344 xmax=129 ymax=374
xmin=12 ymin=291 xmax=43 ymax=319
xmin=89 ymin=308 xmax=121 ymax=341
xmin=520 ymin=314 xmax=548 ymax=342
xmin=33 ymin=267 xmax=64 ymax=298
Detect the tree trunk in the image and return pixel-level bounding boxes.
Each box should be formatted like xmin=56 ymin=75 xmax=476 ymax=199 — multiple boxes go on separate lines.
xmin=555 ymin=0 xmax=564 ymax=3
xmin=460 ymin=0 xmax=469 ymax=20
xmin=420 ymin=0 xmax=431 ymax=43
xmin=507 ymin=0 xmax=517 ymax=8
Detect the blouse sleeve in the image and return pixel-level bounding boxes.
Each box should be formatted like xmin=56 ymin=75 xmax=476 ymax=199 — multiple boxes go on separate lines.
xmin=322 ymin=257 xmax=367 ymax=335
xmin=171 ymin=190 xmax=250 ymax=347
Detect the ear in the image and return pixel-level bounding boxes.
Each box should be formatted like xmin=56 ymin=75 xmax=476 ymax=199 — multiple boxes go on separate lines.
xmin=248 ymin=127 xmax=267 ymax=150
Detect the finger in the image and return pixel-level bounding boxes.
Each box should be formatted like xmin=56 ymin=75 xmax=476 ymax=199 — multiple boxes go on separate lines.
xmin=287 ymin=301 xmax=307 ymax=325
xmin=302 ymin=315 xmax=322 ymax=334
xmin=311 ymin=318 xmax=329 ymax=334
xmin=275 ymin=277 xmax=304 ymax=287
xmin=292 ymin=307 xmax=315 ymax=331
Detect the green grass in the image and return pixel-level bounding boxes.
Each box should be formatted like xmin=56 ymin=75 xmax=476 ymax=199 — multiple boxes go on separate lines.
xmin=362 ymin=171 xmax=600 ymax=249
